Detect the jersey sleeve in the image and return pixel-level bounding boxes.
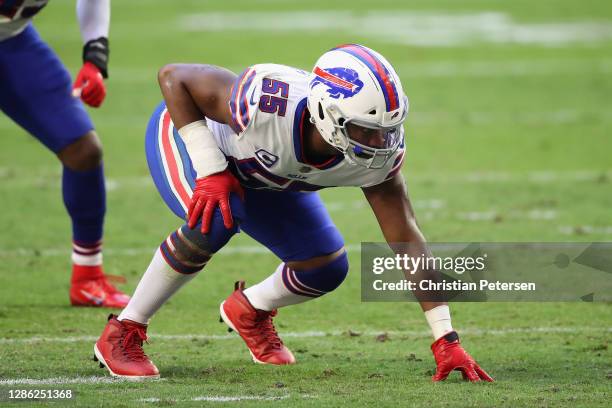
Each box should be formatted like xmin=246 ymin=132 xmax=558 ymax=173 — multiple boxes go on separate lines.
xmin=228 ymin=66 xmax=260 ymax=134
xmin=383 ymin=149 xmax=405 ymax=181
xmin=228 ymin=63 xmax=305 ymax=135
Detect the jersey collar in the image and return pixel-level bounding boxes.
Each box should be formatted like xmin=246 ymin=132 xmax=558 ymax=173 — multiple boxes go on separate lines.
xmin=292 ymin=98 xmax=344 ymax=170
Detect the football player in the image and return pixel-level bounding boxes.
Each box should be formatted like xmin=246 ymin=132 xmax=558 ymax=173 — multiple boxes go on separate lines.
xmin=94 ymin=44 xmax=493 ymax=382
xmin=0 ymin=0 xmax=129 ymax=307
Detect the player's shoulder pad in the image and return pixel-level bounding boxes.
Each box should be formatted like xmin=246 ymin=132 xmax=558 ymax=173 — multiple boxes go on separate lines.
xmin=229 ymin=64 xmax=309 ymax=134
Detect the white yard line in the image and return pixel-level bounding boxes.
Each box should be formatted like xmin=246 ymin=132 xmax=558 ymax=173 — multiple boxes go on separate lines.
xmin=178 ymin=11 xmax=612 ymax=47
xmin=0 ymin=376 xmax=142 ymax=385
xmin=1 ymin=327 xmax=609 ymax=345
xmin=140 ymin=395 xmax=290 ymax=403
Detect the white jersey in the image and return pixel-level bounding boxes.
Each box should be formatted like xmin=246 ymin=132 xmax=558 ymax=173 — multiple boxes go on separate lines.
xmin=206 ymin=64 xmax=405 ymax=191
xmin=0 ymin=0 xmax=48 ymax=41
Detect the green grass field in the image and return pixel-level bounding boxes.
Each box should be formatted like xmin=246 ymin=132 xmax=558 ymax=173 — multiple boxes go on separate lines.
xmin=1 ymin=0 xmax=611 ymax=406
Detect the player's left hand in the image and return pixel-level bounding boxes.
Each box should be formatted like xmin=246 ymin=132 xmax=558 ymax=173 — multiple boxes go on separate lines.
xmin=431 ymin=331 xmax=494 ymax=382
xmin=72 ymin=62 xmax=106 ymax=108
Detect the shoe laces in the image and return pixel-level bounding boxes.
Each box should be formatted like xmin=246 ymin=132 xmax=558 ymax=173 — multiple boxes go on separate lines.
xmin=121 ymin=325 xmax=149 ymax=362
xmin=100 ymin=275 xmax=126 ymax=295
xmin=254 ymin=310 xmax=282 ymax=349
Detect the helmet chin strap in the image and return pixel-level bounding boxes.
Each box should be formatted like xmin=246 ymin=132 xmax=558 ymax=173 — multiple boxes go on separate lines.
xmin=306 ymin=116 xmax=346 ymax=161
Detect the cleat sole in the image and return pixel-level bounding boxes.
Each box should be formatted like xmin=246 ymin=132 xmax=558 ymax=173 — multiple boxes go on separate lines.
xmin=220 ymin=312 xmax=233 ymax=331
xmin=219 ymin=301 xmax=238 ymax=333
xmin=93 ymin=344 xmax=160 ymax=381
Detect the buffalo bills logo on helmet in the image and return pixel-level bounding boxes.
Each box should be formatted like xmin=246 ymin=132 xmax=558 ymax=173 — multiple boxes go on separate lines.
xmin=310 ymin=67 xmax=364 ymax=99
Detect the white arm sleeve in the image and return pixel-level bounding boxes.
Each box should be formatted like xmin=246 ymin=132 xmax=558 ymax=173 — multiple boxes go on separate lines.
xmin=76 ymin=0 xmax=110 ymax=43
xmin=178 ymin=121 xmax=228 ymax=178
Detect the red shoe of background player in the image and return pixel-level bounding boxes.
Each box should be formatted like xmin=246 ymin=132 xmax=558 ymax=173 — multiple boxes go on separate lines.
xmin=220 ymin=281 xmax=296 ymax=365
xmin=94 ymin=314 xmax=160 ymax=379
xmin=70 ymin=265 xmax=130 ymax=308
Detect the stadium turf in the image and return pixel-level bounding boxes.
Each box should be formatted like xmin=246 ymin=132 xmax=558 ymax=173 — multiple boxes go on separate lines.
xmin=0 ymin=0 xmax=610 ymax=406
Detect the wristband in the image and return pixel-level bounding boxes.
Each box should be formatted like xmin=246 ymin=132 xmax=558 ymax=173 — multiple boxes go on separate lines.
xmin=424 ymin=305 xmax=454 ymax=340
xmin=178 ymin=120 xmax=228 ymax=178
xmin=83 ymin=37 xmax=109 ymax=78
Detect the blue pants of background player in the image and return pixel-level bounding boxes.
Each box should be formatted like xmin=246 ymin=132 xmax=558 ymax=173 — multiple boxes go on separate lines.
xmin=0 ymin=24 xmax=92 ymax=152
xmin=144 ymin=102 xmax=345 ymax=263
xmin=0 ymin=24 xmax=106 ymax=249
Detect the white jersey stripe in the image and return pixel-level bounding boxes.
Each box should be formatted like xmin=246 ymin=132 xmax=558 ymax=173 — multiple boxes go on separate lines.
xmin=166 ymin=120 xmax=194 ymax=201
xmin=233 ymin=67 xmax=256 ymax=130
xmin=158 ymin=109 xmax=188 ymax=212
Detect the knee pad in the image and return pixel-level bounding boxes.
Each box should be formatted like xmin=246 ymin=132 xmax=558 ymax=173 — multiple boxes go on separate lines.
xmin=194 ymin=193 xmax=245 ymax=252
xmin=286 ymin=251 xmax=349 ymax=297
xmin=159 ymin=221 xmax=237 ymax=274
xmin=160 ymin=226 xmax=211 ymax=274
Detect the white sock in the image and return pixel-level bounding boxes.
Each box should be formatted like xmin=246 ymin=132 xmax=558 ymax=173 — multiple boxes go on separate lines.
xmin=424 ymin=305 xmax=454 ymax=340
xmin=243 ymin=263 xmax=312 ymax=311
xmin=72 ymin=240 xmax=103 ymax=266
xmin=118 ymin=248 xmax=198 ymax=324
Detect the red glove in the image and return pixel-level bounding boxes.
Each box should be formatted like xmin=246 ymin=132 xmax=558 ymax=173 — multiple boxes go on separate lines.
xmin=431 ymin=331 xmax=493 ymax=382
xmin=72 ymin=62 xmax=106 ymax=108
xmin=188 ymin=169 xmax=245 ymax=234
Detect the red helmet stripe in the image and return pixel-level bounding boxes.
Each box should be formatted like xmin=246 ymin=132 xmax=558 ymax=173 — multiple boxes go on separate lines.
xmin=335 ymin=44 xmax=399 ymax=111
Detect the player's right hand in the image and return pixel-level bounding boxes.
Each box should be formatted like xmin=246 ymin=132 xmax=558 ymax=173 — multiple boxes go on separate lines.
xmin=431 ymin=331 xmax=494 ymax=382
xmin=188 ymin=169 xmax=245 ymax=235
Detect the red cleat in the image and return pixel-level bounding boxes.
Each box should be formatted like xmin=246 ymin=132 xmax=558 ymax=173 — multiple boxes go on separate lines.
xmin=220 ymin=281 xmax=295 ymax=365
xmin=70 ymin=265 xmax=130 ymax=308
xmin=94 ymin=314 xmax=160 ymax=380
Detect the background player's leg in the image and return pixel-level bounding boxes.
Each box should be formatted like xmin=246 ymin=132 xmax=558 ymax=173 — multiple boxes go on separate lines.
xmin=56 ymin=132 xmax=115 ymax=302
xmin=0 ymin=25 xmax=126 ymax=307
